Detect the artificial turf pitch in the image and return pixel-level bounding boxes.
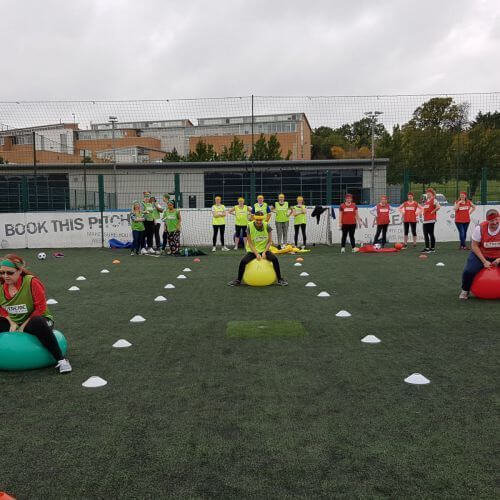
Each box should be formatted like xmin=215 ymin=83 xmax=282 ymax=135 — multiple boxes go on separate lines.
xmin=0 ymin=244 xmax=497 ymax=498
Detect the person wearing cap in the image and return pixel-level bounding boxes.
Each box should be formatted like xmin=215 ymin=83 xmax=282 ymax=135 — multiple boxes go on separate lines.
xmin=459 ymin=209 xmax=500 ymax=300
xmin=454 ymin=191 xmax=476 ymax=250
xmin=0 ymin=254 xmax=72 ymax=373
xmin=130 ymin=200 xmax=145 ymax=256
xmin=292 ymin=196 xmax=307 ymax=249
xmin=228 ymin=212 xmax=287 ymax=286
xmin=271 ymin=193 xmax=291 ymax=249
xmin=141 ymin=192 xmax=156 ymax=254
xmin=212 ymin=196 xmax=230 ymax=252
xmin=252 ymin=195 xmax=271 ymax=223
xmin=161 ymin=199 xmax=182 ymax=255
xmin=370 ymin=195 xmax=394 ymax=248
xmin=338 ymin=194 xmax=361 ymax=253
xmin=419 ymin=187 xmax=440 ymax=253
xmin=227 ymin=197 xmax=251 ymax=250
xmin=398 ymin=192 xmax=418 ymax=248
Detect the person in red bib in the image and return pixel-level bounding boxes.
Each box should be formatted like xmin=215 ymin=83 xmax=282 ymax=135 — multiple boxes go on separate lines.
xmin=398 ymin=192 xmax=418 ymax=248
xmin=454 ymin=191 xmax=476 ymax=250
xmin=0 ymin=254 xmax=72 ymax=373
xmin=338 ymin=194 xmax=360 ymax=253
xmin=369 ymin=195 xmax=393 ymax=247
xmin=459 ymin=209 xmax=500 ymax=299
xmin=419 ymin=187 xmax=440 ymax=253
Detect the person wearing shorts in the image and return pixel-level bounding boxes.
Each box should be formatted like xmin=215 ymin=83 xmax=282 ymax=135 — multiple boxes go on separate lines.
xmin=227 ymin=197 xmax=250 ymax=250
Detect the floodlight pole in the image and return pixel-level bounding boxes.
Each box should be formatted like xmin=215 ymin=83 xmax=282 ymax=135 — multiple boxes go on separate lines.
xmin=109 ymin=116 xmax=118 ymax=209
xmin=364 ymin=111 xmax=383 ymax=204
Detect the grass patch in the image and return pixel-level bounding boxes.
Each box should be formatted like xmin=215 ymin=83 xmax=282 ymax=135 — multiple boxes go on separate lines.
xmin=226 ymin=320 xmax=307 ymax=339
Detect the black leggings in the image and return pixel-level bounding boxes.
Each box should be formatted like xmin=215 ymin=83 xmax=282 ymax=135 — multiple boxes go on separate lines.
xmin=235 ymin=225 xmax=247 ymax=238
xmin=237 ymin=251 xmax=282 ymax=282
xmin=341 ymin=224 xmax=356 ymax=248
xmin=213 ymin=225 xmax=225 ymax=246
xmin=423 ymin=222 xmax=436 ymax=249
xmin=144 ymin=220 xmax=155 ymax=248
xmin=374 ymin=224 xmax=389 ymax=246
xmin=403 ymin=222 xmax=417 ymax=236
xmin=154 ymin=222 xmax=161 ymax=249
xmin=294 ymin=224 xmax=306 ymax=246
xmin=0 ymin=315 xmax=63 ymax=361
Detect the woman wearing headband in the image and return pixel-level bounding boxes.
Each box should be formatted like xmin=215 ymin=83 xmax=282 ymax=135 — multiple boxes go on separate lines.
xmin=339 ymin=194 xmax=360 ymax=253
xmin=370 ymin=195 xmax=393 ymax=248
xmin=271 ymin=193 xmax=291 ymax=249
xmin=459 ymin=209 xmax=500 ymax=299
xmin=454 ymin=191 xmax=476 ymax=250
xmin=162 ymin=199 xmax=182 ymax=255
xmin=398 ymin=192 xmax=418 ymax=248
xmin=292 ymin=196 xmax=307 ymax=249
xmin=227 ymin=197 xmax=251 ymax=250
xmin=419 ymin=188 xmax=440 ymax=253
xmin=0 ymin=255 xmax=72 ymax=373
xmin=212 ymin=196 xmax=230 ymax=252
xmin=130 ymin=200 xmax=145 ymax=256
xmin=252 ymin=195 xmax=271 ymax=222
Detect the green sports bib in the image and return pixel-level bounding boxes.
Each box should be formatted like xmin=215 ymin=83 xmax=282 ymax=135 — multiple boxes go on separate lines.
xmin=212 ymin=205 xmax=226 ymax=225
xmin=246 ymin=221 xmax=269 ymax=253
xmin=234 ymin=205 xmax=249 ymax=226
xmin=275 ymin=201 xmax=289 ymax=222
xmin=293 ymin=205 xmax=306 ymax=225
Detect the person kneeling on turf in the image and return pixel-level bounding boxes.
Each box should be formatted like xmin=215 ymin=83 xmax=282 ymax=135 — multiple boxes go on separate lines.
xmin=228 ymin=212 xmax=288 ymax=286
xmin=459 ymin=208 xmax=500 ymax=300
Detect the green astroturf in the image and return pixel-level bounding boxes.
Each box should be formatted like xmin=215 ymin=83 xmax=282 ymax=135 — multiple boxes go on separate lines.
xmin=0 ymin=244 xmax=498 ymax=498
xmin=226 ymin=320 xmax=307 ymax=339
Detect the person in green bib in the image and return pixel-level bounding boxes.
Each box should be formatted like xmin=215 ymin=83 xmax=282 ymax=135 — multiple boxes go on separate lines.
xmin=162 ymin=200 xmax=182 ymax=255
xmin=141 ymin=191 xmax=156 ymax=254
xmin=252 ymin=194 xmax=271 ymax=222
xmin=150 ymin=196 xmax=163 ymax=252
xmin=292 ymin=196 xmax=307 ymax=249
xmin=227 ymin=197 xmax=251 ymax=250
xmin=271 ymin=193 xmax=292 ymax=248
xmin=212 ymin=196 xmax=230 ymax=252
xmin=0 ymin=254 xmax=72 ymax=373
xmin=228 ymin=213 xmax=288 ymax=286
xmin=130 ymin=201 xmax=145 ymax=256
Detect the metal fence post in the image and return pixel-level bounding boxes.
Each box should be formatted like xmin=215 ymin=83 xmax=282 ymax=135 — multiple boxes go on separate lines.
xmin=98 ymin=174 xmax=105 ymax=248
xmin=250 ymin=172 xmax=256 ymax=203
xmin=480 ymin=167 xmax=487 ymax=205
xmin=174 ymin=173 xmax=182 ymax=208
xmin=326 ymin=170 xmax=332 ymax=206
xmin=21 ymin=175 xmax=29 ymax=212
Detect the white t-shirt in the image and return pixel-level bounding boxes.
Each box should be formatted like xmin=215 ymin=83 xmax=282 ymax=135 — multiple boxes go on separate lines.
xmin=471 ymin=224 xmax=500 ymax=242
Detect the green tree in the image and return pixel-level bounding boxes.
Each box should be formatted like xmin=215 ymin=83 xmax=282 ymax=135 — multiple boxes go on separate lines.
xmin=220 ymin=136 xmax=247 ymax=161
xmin=267 ymin=134 xmax=282 ymax=160
xmin=472 ymin=111 xmax=500 ymax=129
xmin=311 ymin=126 xmax=348 ymax=159
xmin=251 ymin=134 xmax=268 ymax=161
xmin=162 ymin=147 xmax=182 ymax=162
xmin=376 ymin=126 xmax=405 ymax=185
xmin=187 ymin=141 xmax=218 ymax=162
xmin=408 ymin=97 xmax=468 ymax=132
xmin=0 ymin=156 xmax=4 ymax=164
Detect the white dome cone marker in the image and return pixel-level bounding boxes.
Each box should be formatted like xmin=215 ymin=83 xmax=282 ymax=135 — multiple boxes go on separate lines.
xmin=46 ymin=298 xmax=58 ymax=305
xmin=76 ymin=276 xmax=86 ymax=281
xmin=299 ymin=272 xmax=309 ymax=277
xmin=361 ymin=335 xmax=380 ymax=344
xmin=82 ymin=376 xmax=107 ymax=388
xmin=112 ymin=339 xmax=132 ymax=348
xmin=336 ymin=310 xmax=351 ymax=317
xmin=177 ymin=274 xmax=187 ymax=279
xmin=182 ymin=268 xmax=192 ymax=272
xmin=294 ymin=262 xmax=302 ymax=267
xmin=317 ymin=291 xmax=330 ymax=297
xmin=305 ymin=282 xmax=316 ymax=287
xmin=436 ymin=262 xmax=445 ymax=267
xmin=130 ymin=315 xmax=146 ymax=323
xmin=68 ymin=286 xmax=80 ymax=291
xmin=100 ymin=269 xmax=110 ymax=274
xmin=164 ymin=284 xmax=175 ymax=289
xmin=404 ymin=373 xmax=430 ymax=385
xmin=154 ymin=295 xmax=167 ymax=302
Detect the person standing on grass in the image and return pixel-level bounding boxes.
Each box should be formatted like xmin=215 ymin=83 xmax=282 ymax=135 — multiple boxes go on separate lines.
xmin=271 ymin=193 xmax=291 ymax=249
xmin=150 ymin=196 xmax=163 ymax=252
xmin=141 ymin=192 xmax=156 ymax=254
xmin=459 ymin=209 xmax=500 ymax=300
xmin=130 ymin=201 xmax=145 ymax=256
xmin=454 ymin=191 xmax=476 ymax=250
xmin=339 ymin=194 xmax=360 ymax=253
xmin=227 ymin=197 xmax=251 ymax=250
xmin=370 ymin=195 xmax=393 ymax=247
xmin=292 ymin=196 xmax=307 ymax=249
xmin=228 ymin=212 xmax=287 ymax=287
xmin=252 ymin=195 xmax=271 ymax=222
xmin=398 ymin=192 xmax=418 ymax=248
xmin=212 ymin=196 xmax=230 ymax=252
xmin=419 ymin=188 xmax=440 ymax=253
xmin=0 ymin=254 xmax=71 ymax=374
xmin=162 ymin=200 xmax=182 ymax=255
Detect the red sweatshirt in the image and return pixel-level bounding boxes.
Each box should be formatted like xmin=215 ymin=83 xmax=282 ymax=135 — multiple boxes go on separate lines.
xmin=0 ymin=275 xmax=48 ymax=320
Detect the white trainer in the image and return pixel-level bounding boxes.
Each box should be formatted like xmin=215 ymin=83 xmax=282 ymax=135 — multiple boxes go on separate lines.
xmin=233 ymin=245 xmax=238 ymax=250
xmin=56 ymin=359 xmax=72 ymax=374
xmin=140 ymin=248 xmax=147 ymax=255
xmin=459 ymin=290 xmax=469 ymax=300
xmin=212 ymin=246 xmax=217 ymax=252
xmin=222 ymin=246 xmax=230 ymax=252
xmin=148 ymin=247 xmax=155 ymax=254
xmin=340 ymin=248 xmax=345 ymax=253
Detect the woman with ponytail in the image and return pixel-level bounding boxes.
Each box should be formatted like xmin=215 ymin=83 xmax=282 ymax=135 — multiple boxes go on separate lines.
xmin=0 ymin=254 xmax=72 ymax=373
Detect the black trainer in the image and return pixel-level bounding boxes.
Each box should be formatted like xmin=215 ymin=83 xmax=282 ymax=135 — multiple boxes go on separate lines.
xmin=228 ymin=279 xmax=241 ymax=286
xmin=420 ymin=248 xmax=430 ymax=253
xmin=277 ymin=278 xmax=288 ymax=286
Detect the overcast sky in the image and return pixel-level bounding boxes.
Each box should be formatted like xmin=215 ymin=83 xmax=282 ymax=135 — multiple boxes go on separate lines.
xmin=0 ymin=0 xmax=498 ymax=101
